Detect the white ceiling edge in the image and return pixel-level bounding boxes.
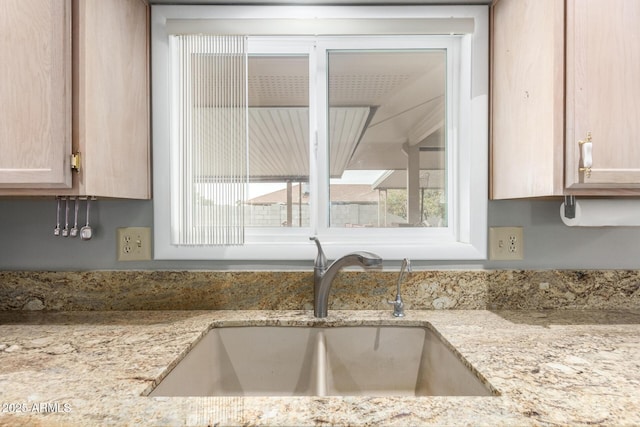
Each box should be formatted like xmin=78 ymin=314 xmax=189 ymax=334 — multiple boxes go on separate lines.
xmin=150 ymin=1 xmax=491 ymax=5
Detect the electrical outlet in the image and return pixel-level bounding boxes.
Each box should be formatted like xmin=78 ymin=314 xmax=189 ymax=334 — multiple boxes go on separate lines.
xmin=117 ymin=227 xmax=152 ymax=261
xmin=489 ymin=227 xmax=524 ymax=260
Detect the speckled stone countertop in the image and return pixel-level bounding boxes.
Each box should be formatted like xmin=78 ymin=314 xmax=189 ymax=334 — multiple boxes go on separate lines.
xmin=1 ymin=309 xmax=639 ymax=426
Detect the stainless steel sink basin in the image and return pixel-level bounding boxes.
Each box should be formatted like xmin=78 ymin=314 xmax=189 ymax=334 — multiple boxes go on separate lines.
xmin=149 ymin=325 xmax=495 ymax=397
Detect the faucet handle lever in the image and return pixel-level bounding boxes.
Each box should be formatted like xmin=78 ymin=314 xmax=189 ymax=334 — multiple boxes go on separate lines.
xmin=387 ymin=296 xmax=405 ymax=317
xmin=310 ymin=236 xmax=327 ymax=270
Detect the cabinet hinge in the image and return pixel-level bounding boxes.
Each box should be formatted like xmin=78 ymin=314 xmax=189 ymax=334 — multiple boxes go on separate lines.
xmin=71 ymin=152 xmax=81 ymax=172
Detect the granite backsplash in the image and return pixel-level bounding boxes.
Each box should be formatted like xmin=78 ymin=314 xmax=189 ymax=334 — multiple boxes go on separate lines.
xmin=1 ymin=270 xmax=638 ymax=311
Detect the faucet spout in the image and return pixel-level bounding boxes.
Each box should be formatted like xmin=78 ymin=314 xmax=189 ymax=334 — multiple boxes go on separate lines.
xmin=388 ymin=258 xmax=410 ymax=317
xmin=310 ymin=237 xmax=382 ymax=318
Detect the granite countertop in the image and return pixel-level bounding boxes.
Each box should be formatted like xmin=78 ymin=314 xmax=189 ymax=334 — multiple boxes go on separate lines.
xmin=0 ymin=309 xmax=639 ymax=426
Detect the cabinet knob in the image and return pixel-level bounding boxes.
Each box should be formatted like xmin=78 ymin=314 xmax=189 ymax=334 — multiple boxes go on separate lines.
xmin=578 ymin=132 xmax=592 ymax=178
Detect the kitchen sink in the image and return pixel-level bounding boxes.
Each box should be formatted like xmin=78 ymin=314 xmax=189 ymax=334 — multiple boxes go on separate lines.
xmin=149 ymin=325 xmax=495 ymax=397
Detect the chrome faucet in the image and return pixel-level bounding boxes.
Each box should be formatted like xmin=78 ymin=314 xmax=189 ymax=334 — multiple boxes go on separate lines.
xmin=388 ymin=258 xmax=411 ymax=317
xmin=310 ymin=237 xmax=383 ymax=318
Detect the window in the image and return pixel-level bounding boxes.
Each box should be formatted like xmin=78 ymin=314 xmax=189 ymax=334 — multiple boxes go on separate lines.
xmin=325 ymin=47 xmax=447 ymax=229
xmin=152 ymin=5 xmax=488 ymax=261
xmin=245 ymin=53 xmax=310 ymax=229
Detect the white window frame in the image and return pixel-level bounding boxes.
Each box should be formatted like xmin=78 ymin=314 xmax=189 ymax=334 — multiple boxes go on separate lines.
xmin=151 ymin=5 xmax=488 ymax=261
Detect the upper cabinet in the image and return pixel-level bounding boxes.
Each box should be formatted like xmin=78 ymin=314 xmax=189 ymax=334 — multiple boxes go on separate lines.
xmin=491 ymin=0 xmax=640 ymax=199
xmin=0 ymin=0 xmax=72 ymax=189
xmin=0 ymin=0 xmax=150 ymax=199
xmin=565 ymin=0 xmax=640 ymax=192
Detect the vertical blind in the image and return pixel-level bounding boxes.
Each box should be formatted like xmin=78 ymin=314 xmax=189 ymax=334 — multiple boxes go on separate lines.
xmin=170 ymin=35 xmax=248 ymax=245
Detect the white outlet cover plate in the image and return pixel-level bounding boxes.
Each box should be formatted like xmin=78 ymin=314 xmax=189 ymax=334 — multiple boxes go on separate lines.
xmin=489 ymin=226 xmax=523 ymax=261
xmin=117 ymin=227 xmax=152 ymax=261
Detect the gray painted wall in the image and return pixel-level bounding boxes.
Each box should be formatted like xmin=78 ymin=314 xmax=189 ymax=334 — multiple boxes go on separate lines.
xmin=1 ymin=198 xmax=639 ymax=270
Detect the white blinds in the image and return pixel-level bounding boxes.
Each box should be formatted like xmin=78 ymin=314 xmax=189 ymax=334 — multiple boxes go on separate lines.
xmin=170 ymin=35 xmax=248 ymax=245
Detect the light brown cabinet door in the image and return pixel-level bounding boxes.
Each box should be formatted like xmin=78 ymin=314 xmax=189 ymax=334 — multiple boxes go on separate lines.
xmin=0 ymin=0 xmax=150 ymax=199
xmin=490 ymin=0 xmax=565 ymax=199
xmin=566 ymin=0 xmax=640 ymax=191
xmin=0 ymin=0 xmax=72 ymax=188
xmin=75 ymin=0 xmax=150 ymax=199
